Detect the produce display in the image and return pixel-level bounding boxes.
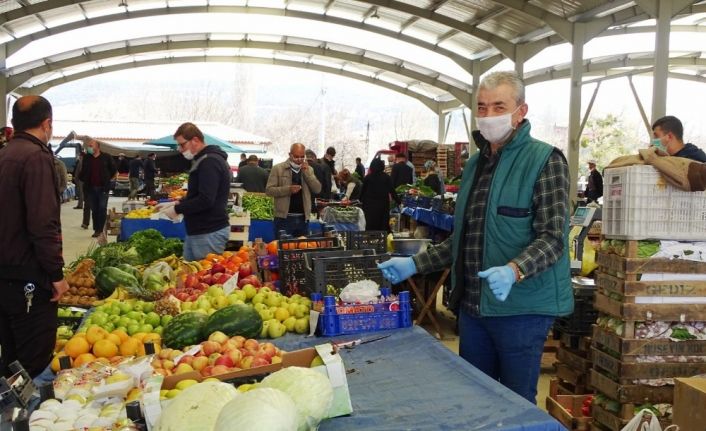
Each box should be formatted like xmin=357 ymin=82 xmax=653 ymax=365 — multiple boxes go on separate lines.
xmin=125 ymin=206 xmax=155 ymax=219
xmin=242 ymin=192 xmax=274 ymax=220
xmin=61 ymin=258 xmax=99 ymax=306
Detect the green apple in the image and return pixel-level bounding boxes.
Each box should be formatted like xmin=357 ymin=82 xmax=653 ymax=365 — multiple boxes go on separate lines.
xmin=126 ymin=311 xmax=143 ymax=321
xmin=154 ymin=326 xmax=163 ymax=335
xmin=118 ymin=316 xmax=132 ymax=328
xmin=287 ymin=303 xmax=299 ymax=316
xmin=227 ymin=294 xmax=240 ymax=305
xmin=268 ymin=320 xmax=287 ymax=338
xmin=103 ymin=322 xmax=115 ymax=332
xmin=145 ymin=312 xmax=161 ymax=327
xmin=139 ymin=323 xmax=154 ymax=333
xmin=118 ymin=302 xmax=132 ymax=314
xmin=294 ymin=317 xmax=309 ymax=334
xmin=253 ymin=303 xmax=268 ymax=313
xmin=290 ymin=294 xmax=302 ymax=303
xmin=127 ymin=323 xmax=140 ymax=336
xmin=274 ymin=307 xmax=290 ymax=322
xmin=264 ymin=292 xmax=281 ymax=308
xmin=108 ymin=305 xmax=122 ymax=316
xmin=132 ymin=302 xmax=144 ymax=312
xmin=258 ymin=309 xmax=274 ymax=321
xmin=198 ymin=298 xmax=211 ymax=311
xmin=242 ymin=285 xmax=257 ymax=300
xmin=161 ymin=315 xmax=173 ymax=326
xmin=260 ymin=320 xmax=271 ymax=338
xmin=207 ymin=286 xmax=224 ymax=297
xmin=283 ymin=316 xmax=297 ymax=332
xmin=259 ymin=287 xmax=272 ymax=295
xmin=109 ymin=315 xmax=121 ymax=324
xmin=251 ymin=293 xmax=265 ymax=305
xmin=212 ymin=296 xmax=228 ymax=309
xmin=300 ymin=298 xmax=312 ymax=309
xmin=294 ymin=304 xmax=308 ymax=319
xmin=142 ymin=302 xmax=155 ymax=313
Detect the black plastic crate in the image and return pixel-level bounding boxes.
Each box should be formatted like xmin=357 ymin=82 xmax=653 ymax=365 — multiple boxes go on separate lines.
xmin=403 ymin=195 xmax=417 ymax=208
xmin=345 ymin=231 xmax=388 ymax=253
xmin=554 ymin=294 xmax=598 ymax=335
xmin=278 ymin=237 xmax=343 ymax=297
xmin=304 ymin=250 xmax=390 ymax=295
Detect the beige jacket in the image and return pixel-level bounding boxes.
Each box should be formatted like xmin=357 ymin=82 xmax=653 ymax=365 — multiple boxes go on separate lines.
xmin=266 ymin=160 xmax=322 ymax=219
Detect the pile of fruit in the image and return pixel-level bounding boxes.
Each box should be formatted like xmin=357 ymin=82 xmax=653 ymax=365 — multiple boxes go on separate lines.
xmin=125 ymin=206 xmax=155 ymax=219
xmin=82 ymin=300 xmax=171 ymax=336
xmin=168 ymin=188 xmax=187 ymax=200
xmin=61 ymin=258 xmax=99 ymax=306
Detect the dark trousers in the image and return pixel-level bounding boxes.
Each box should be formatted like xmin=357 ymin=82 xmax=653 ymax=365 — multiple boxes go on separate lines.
xmin=0 ymin=280 xmax=57 ymax=378
xmin=145 ymin=178 xmax=155 ymax=198
xmin=87 ymin=186 xmax=110 ymax=234
xmin=274 ymin=215 xmax=308 ymax=239
xmin=82 ymin=185 xmax=91 ymax=226
xmin=75 ymin=180 xmax=84 ymax=207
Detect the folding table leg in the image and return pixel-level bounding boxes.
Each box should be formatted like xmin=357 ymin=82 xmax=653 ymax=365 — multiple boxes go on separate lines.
xmin=408 ymin=268 xmax=451 ymax=340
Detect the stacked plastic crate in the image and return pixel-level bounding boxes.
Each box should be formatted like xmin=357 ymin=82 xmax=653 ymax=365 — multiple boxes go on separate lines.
xmin=590 ymin=165 xmax=706 ymax=431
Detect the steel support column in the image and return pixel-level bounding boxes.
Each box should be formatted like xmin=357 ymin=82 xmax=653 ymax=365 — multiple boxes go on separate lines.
xmin=0 ymin=45 xmax=6 ymax=127
xmin=651 ymin=0 xmax=671 ymax=123
xmin=469 ymin=60 xmax=481 ymax=154
xmin=567 ymin=23 xmax=586 ymax=205
xmin=437 ymin=111 xmax=448 ymax=145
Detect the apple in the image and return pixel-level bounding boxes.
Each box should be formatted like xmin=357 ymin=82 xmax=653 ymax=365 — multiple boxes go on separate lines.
xmin=184 ymin=274 xmax=198 ymax=289
xmin=211 ymin=263 xmax=226 ymax=274
xmin=212 ymin=296 xmax=228 ymax=309
xmin=162 ymin=359 xmax=175 ymax=371
xmin=268 ymin=321 xmax=287 ymax=338
xmin=158 ymin=349 xmax=172 ymax=360
xmin=174 ymin=363 xmax=194 ymax=374
xmin=243 ymin=339 xmax=259 ymax=352
xmin=211 ymin=364 xmax=231 ymax=376
xmin=271 ymin=356 xmax=283 ymax=364
xmin=294 ymin=317 xmax=309 ymax=334
xmin=258 ymin=342 xmax=277 ymax=359
xmin=294 ymin=304 xmax=308 ymax=318
xmin=241 ymin=284 xmax=257 ymax=299
xmin=253 ymin=303 xmax=268 ymax=313
xmin=274 ymin=307 xmax=290 ymax=321
xmin=208 ymin=353 xmax=222 ymax=365
xmin=201 ymin=365 xmax=214 ymax=377
xmin=208 ymin=331 xmax=229 ymax=345
xmin=226 ymin=349 xmax=243 ymax=365
xmin=258 ymin=309 xmax=274 ymax=321
xmin=169 ymin=350 xmax=181 ymax=360
xmin=283 ymin=316 xmax=297 ymax=332
xmin=290 ymin=294 xmax=302 ymax=302
xmin=191 ymin=356 xmax=209 ymax=372
xmin=215 ymin=274 xmax=231 ymax=285
xmin=151 ymin=358 xmax=163 ymax=369
xmin=239 ymin=356 xmax=254 ymax=369
xmin=251 ymin=293 xmax=265 ymax=305
xmin=214 ymin=355 xmax=235 ymax=368
xmin=260 ymin=320 xmax=271 ymax=338
xmin=201 ymin=273 xmax=214 ymax=285
xmin=264 ymin=293 xmax=282 ymax=308
xmin=239 ymin=348 xmax=252 ymax=358
xmin=238 ymin=263 xmax=253 ymax=278
xmin=230 ymin=336 xmax=246 ymax=348
xmin=201 ymin=340 xmax=222 ymax=356
xmin=251 ymin=357 xmax=270 ymax=368
xmin=259 ymin=286 xmax=272 ymax=295
xmin=178 ymin=355 xmax=194 ymax=366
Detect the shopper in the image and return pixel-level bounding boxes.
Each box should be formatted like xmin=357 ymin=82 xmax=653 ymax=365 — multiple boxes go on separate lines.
xmin=360 ymin=158 xmax=399 ymax=231
xmin=236 ymin=154 xmax=268 ymax=192
xmin=390 ymin=152 xmax=414 ymax=189
xmin=266 ymin=143 xmax=321 ymax=239
xmin=143 ymin=152 xmax=157 ymax=198
xmin=651 ymin=115 xmax=706 ymax=162
xmin=128 ymin=154 xmax=143 ymax=200
xmin=339 ymin=168 xmax=362 ymax=201
xmin=584 ymin=160 xmax=602 ymax=203
xmin=355 ymin=157 xmax=366 ymax=178
xmin=0 ymin=95 xmax=69 ymax=378
xmin=79 ymin=139 xmax=117 ymax=242
xmin=239 ymin=152 xmax=248 ymax=168
xmin=160 ymin=123 xmax=231 ymax=261
xmin=116 ymin=152 xmax=129 ymax=174
xmin=322 ymin=146 xmax=337 ymax=176
xmin=307 ymin=149 xmax=331 ymax=201
xmin=422 ymin=161 xmax=444 ymax=196
xmin=72 ymin=151 xmax=85 ymax=209
xmin=379 ymin=71 xmax=573 ymax=404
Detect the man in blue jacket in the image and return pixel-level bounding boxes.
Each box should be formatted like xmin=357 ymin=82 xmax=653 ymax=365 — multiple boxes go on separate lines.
xmin=651 ymin=116 xmax=706 ymax=162
xmin=159 ymin=123 xmax=231 ymax=261
xmin=379 ymin=71 xmax=573 ymax=404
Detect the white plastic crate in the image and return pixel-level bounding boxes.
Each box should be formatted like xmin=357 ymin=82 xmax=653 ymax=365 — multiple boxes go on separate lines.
xmin=602 ymin=165 xmax=706 ymax=240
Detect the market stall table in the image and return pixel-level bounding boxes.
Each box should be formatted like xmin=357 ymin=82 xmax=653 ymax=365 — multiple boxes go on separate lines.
xmin=275 ymin=326 xmax=563 ymax=431
xmin=118 ymin=218 xmax=186 ymax=241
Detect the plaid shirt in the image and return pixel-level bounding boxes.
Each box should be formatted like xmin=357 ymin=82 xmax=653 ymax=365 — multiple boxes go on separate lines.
xmin=413 ymin=145 xmax=569 ymax=316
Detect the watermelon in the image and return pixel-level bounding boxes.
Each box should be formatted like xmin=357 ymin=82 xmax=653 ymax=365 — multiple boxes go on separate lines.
xmin=163 ymin=312 xmax=208 ymax=349
xmin=95 ymin=266 xmax=140 ymax=298
xmin=203 ymin=305 xmax=263 ymax=339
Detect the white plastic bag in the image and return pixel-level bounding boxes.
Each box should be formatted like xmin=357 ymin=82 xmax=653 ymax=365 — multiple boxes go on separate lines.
xmin=339 ymin=280 xmax=380 ymax=303
xmin=143 ymin=261 xmax=174 ymax=284
xmin=620 ymin=409 xmax=662 ymax=431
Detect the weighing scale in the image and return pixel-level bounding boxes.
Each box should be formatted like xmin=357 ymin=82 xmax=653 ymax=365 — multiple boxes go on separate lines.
xmin=570 ymin=206 xmax=601 ymax=275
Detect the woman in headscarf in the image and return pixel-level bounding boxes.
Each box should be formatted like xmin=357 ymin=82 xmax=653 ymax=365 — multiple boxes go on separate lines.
xmin=339 ymin=168 xmax=362 ymax=201
xmin=360 ymin=158 xmax=400 ymax=231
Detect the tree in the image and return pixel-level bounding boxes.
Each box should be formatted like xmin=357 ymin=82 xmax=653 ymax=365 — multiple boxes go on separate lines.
xmin=579 ymin=113 xmax=642 ymax=175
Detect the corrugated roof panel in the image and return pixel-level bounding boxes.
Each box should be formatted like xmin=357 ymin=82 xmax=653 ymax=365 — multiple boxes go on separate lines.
xmin=4 ymin=15 xmax=45 ymax=38
xmin=342 ymin=62 xmax=377 ymax=78
xmin=274 ymin=51 xmax=309 ymax=62
xmin=209 ymin=0 xmax=247 ymax=6
xmin=248 ymin=0 xmax=286 ymax=8
xmin=436 ymin=0 xmax=495 ymax=22
xmin=327 ymin=42 xmax=364 ymax=55
xmin=39 ymin=4 xmax=84 ymax=29
xmin=438 ymin=38 xmax=478 ymax=58
xmin=404 ymin=25 xmax=448 ymax=45
xmin=529 ymin=0 xmax=605 ymax=18
xmin=401 ymin=0 xmax=435 ymax=9
xmin=130 ymin=35 xmax=168 ymax=47
xmin=310 ymin=56 xmax=345 ymax=69
xmin=166 ymin=0 xmax=205 ymax=7
xmin=124 ymin=0 xmax=168 ymax=13
xmin=285 ymin=36 xmax=324 ymax=48
xmin=239 ymin=48 xmax=273 ymax=58
xmin=363 ymin=50 xmax=398 ymax=64
xmin=439 ymin=32 xmax=490 ymax=56
xmin=169 ymin=33 xmax=207 ymax=43
xmin=203 ymin=47 xmax=240 ymax=56
xmin=81 ymin=0 xmax=124 ymax=19
xmin=479 ymin=12 xmax=545 ymax=40
xmin=0 ymin=0 xmax=23 ymax=14
xmin=377 ymin=73 xmax=412 ymax=88
xmin=287 ymin=0 xmax=326 ymax=14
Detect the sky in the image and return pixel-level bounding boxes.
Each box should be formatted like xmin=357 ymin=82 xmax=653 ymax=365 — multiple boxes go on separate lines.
xmin=6 ymin=8 xmax=706 ymax=158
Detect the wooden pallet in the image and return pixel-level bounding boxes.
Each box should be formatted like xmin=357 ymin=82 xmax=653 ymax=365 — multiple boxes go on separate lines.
xmin=590 ymin=369 xmax=674 ymax=404
xmin=592 ymin=325 xmax=706 ymax=358
xmin=593 ymin=346 xmax=706 ymax=380
xmin=546 ymin=394 xmax=593 ymax=430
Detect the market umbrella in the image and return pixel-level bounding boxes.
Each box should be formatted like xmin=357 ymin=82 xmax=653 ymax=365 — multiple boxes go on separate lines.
xmin=145 ymin=133 xmax=247 ymax=153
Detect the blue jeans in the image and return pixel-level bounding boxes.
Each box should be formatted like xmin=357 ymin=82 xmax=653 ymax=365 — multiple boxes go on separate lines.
xmin=274 ymin=215 xmax=308 ymax=239
xmin=458 ymin=312 xmax=554 ymax=404
xmin=87 ymin=186 xmax=110 ymax=234
xmin=183 ymin=226 xmax=230 ymax=261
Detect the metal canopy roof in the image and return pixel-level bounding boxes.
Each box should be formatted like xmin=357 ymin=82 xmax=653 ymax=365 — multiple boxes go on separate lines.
xmin=1 ymin=0 xmax=706 ymax=111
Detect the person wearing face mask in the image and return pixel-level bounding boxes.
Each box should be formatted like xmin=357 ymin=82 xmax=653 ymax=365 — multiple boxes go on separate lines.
xmin=378 ymin=71 xmax=573 ymax=404
xmin=79 ymin=139 xmax=117 ymax=243
xmin=159 ymin=123 xmax=231 ymax=261
xmin=584 ymin=160 xmax=603 ymax=203
xmin=0 ymin=96 xmax=70 ymax=378
xmin=651 ymin=116 xmax=706 ymax=162
xmin=266 ymin=143 xmax=322 ymax=239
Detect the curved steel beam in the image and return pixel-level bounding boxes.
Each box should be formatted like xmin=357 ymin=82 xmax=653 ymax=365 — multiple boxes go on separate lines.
xmin=4 ymin=4 xmax=476 ymax=69
xmin=7 ymin=37 xmax=472 ymax=106
xmin=15 ymin=55 xmax=462 ymax=113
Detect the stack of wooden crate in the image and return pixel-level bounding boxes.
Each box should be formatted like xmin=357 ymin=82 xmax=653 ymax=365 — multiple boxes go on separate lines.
xmin=436 ymin=146 xmax=447 ymax=178
xmin=589 ymin=242 xmax=706 ymax=431
xmin=228 ymin=212 xmax=251 ymax=244
xmin=555 ymin=332 xmax=594 ymax=396
xmin=106 ymin=208 xmax=125 ymax=236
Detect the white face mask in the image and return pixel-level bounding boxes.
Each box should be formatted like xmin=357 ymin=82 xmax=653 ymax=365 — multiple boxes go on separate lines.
xmin=476 ymin=106 xmax=521 ymax=145
xmin=289 ymin=160 xmax=302 ymax=172
xmin=182 ymin=150 xmax=195 ymax=160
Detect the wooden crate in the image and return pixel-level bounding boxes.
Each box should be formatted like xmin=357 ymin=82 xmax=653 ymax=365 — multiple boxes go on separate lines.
xmin=546 ymin=394 xmax=593 ymax=430
xmin=591 ymin=403 xmax=671 ymax=431
xmin=229 ymin=212 xmax=251 ymax=242
xmin=590 ymin=369 xmax=674 ymax=404
xmin=558 ymin=346 xmax=593 ymax=372
xmin=592 ymin=325 xmax=706 ymax=358
xmin=560 ymin=332 xmax=593 ymax=352
xmin=596 ymin=271 xmax=706 ymax=298
xmin=594 ymin=291 xmax=706 ymax=323
xmin=596 ymin=251 xmax=706 ymax=276
xmin=556 ymin=363 xmax=593 ymax=394
xmin=592 ymin=347 xmax=706 ymax=380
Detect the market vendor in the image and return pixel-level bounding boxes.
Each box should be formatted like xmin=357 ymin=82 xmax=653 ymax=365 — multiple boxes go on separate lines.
xmin=339 ymin=168 xmax=362 ymax=201
xmin=160 ymin=122 xmax=231 ymax=261
xmin=79 ymin=139 xmax=117 ymax=242
xmin=379 ymin=71 xmax=573 ymax=404
xmin=0 ymin=96 xmax=69 ymax=378
xmin=651 ymin=115 xmax=706 ymax=162
xmin=266 ymin=143 xmax=321 ymax=239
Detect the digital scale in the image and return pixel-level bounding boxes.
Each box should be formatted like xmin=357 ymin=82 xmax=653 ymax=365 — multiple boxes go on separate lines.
xmin=570 ymin=206 xmax=601 ymax=275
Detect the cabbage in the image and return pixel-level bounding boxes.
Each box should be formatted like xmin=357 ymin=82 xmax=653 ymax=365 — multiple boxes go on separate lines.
xmin=155 ymin=381 xmax=238 ymax=431
xmin=261 ymin=367 xmax=333 ymax=431
xmin=215 ymin=388 xmax=298 ymax=431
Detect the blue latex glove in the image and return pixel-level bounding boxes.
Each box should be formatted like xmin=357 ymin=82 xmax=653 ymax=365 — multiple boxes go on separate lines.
xmin=378 ymin=257 xmax=417 ymax=284
xmin=478 ymin=265 xmax=515 ymax=301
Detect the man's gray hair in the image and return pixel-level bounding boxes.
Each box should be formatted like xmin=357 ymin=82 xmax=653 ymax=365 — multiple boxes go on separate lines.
xmin=478 ymin=71 xmax=525 ymax=104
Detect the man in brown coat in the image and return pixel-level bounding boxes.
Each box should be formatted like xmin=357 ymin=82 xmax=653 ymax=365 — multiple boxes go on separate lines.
xmin=0 ymin=96 xmax=69 ymax=378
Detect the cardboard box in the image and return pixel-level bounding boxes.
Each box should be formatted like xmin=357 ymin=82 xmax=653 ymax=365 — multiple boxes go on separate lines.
xmin=673 ymin=377 xmax=706 ymax=431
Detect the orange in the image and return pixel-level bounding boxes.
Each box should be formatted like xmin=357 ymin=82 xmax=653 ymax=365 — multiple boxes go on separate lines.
xmin=142 ymin=333 xmax=161 ymax=345
xmin=266 ymin=240 xmax=278 ymax=255
xmin=86 ymin=325 xmax=108 ymax=345
xmin=93 ymin=339 xmax=119 ymax=358
xmin=119 ymin=337 xmax=141 ymax=356
xmin=73 ymin=353 xmax=97 ymax=367
xmin=94 ymin=357 xmax=110 ymax=365
xmin=64 ymin=337 xmax=91 ymax=358
xmin=132 ymin=332 xmax=148 ymax=343
xmin=222 ymin=251 xmax=234 ymax=258
xmin=205 ymin=253 xmax=218 ymax=261
xmin=111 ymin=329 xmax=129 ymax=343
xmin=239 ymin=245 xmax=251 ymax=252
xmin=105 ymin=333 xmax=122 ymax=345
xmin=50 ymin=353 xmax=70 ymax=372
xmin=55 ymin=338 xmax=68 ymax=353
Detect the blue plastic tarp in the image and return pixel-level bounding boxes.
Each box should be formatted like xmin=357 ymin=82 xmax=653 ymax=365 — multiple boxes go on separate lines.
xmin=274 ymin=326 xmax=565 ymax=431
xmin=119 ymin=219 xmax=186 ymax=241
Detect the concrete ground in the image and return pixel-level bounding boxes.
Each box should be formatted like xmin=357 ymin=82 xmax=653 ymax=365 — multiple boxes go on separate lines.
xmin=59 ymin=195 xmax=555 ymax=411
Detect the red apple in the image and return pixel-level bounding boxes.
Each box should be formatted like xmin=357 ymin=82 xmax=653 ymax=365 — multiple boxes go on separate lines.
xmin=214 ymin=355 xmax=235 ymax=368
xmin=176 ymin=292 xmax=189 ymax=301
xmin=243 ymin=339 xmax=259 ymax=352
xmin=177 ymin=355 xmax=194 ymax=366
xmin=230 ymin=336 xmax=246 ymax=349
xmin=185 ymin=274 xmax=198 ymax=289
xmin=198 ymin=282 xmax=209 ymax=291
xmin=215 ymin=274 xmax=231 ymax=285
xmin=200 ymin=273 xmax=214 ymax=284
xmin=201 ymin=341 xmax=222 ymax=356
xmin=222 ymin=340 xmax=238 ymax=351
xmin=201 ymin=365 xmax=214 ymax=377
xmin=239 ymin=348 xmax=252 ymax=357
xmin=208 ymin=353 xmax=222 ymax=365
xmin=211 ymin=364 xmax=230 ymax=376
xmin=211 ymin=263 xmax=226 ymax=274
xmin=258 ymin=343 xmax=277 ymax=359
xmin=226 ymin=349 xmax=243 ymax=365
xmin=238 ymin=263 xmax=253 ymax=278
xmin=192 ymin=356 xmax=209 ymax=371
xmin=207 ymin=331 xmax=229 ymax=345
xmin=251 ymin=357 xmax=270 ymax=368
xmin=239 ymin=356 xmax=254 ymax=369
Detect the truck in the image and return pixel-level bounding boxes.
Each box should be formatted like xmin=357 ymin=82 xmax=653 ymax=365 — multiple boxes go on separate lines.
xmin=370 ymin=140 xmax=469 ymax=179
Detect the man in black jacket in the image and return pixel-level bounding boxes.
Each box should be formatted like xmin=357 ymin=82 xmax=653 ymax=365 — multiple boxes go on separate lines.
xmin=391 ymin=153 xmax=414 ymax=189
xmin=143 ymin=153 xmax=157 ymax=198
xmin=159 ymin=123 xmax=231 ymax=261
xmin=79 ymin=139 xmax=117 ymax=241
xmin=584 ymin=160 xmax=603 ymax=203
xmin=652 ymin=116 xmax=706 ymax=162
xmin=355 ymin=157 xmax=365 ymax=178
xmin=308 ymin=149 xmax=332 ymax=200
xmin=0 ymin=95 xmax=69 ymax=377
xmin=128 ymin=154 xmax=143 ymax=200
xmin=236 ymin=155 xmax=268 ymax=192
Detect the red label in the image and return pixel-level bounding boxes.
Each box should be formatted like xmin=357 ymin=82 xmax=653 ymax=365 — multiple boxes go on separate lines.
xmin=336 ymin=304 xmax=375 ymax=314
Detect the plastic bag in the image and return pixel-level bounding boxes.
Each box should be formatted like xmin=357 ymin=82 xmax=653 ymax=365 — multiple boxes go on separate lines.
xmin=339 ymin=279 xmax=380 ymax=303
xmin=143 ymin=261 xmax=174 ymax=284
xmin=620 ymin=409 xmax=662 ymax=431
